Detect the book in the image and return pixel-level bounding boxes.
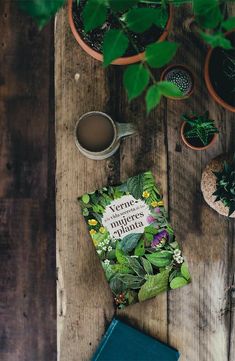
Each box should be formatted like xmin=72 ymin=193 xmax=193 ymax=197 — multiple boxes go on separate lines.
xmin=80 ymin=171 xmax=191 ymax=309
xmin=92 ymin=318 xmax=180 ymax=361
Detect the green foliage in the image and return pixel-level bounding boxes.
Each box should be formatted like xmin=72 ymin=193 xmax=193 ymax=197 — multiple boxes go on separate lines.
xmin=138 ymin=269 xmax=170 ymax=302
xmin=170 ymin=276 xmax=188 ymax=289
xmin=143 ymin=171 xmax=161 ymax=204
xmin=200 ymin=31 xmax=233 ymax=49
xmin=103 ymin=30 xmax=129 ymax=66
xmin=222 ymin=16 xmax=235 ymax=31
xmin=124 ymin=64 xmax=150 ymax=100
xmin=193 ymin=0 xmax=223 ymax=29
xmin=181 ymin=262 xmax=191 ymax=281
xmin=145 ymin=41 xmax=179 ymax=68
xmin=127 ymin=173 xmax=144 ymax=199
xmin=212 ymin=157 xmax=235 ymax=216
xmin=109 ymin=0 xmax=140 ymax=12
xmin=182 ymin=111 xmax=219 ymax=146
xmin=146 ymin=250 xmax=173 ymax=267
xmin=82 ymin=0 xmax=108 ymax=32
xmin=119 ymin=233 xmax=142 ymax=253
xmin=18 ymin=0 xmax=65 ymax=29
xmin=124 ymin=7 xmax=167 ymax=33
xmin=82 ymin=194 xmax=90 ymax=204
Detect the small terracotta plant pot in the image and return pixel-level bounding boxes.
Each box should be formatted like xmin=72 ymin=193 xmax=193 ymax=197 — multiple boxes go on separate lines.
xmin=201 ymin=155 xmax=235 ymax=217
xmin=180 ymin=121 xmax=217 ymax=151
xmin=204 ymin=30 xmax=235 ymax=113
xmin=160 ymin=64 xmax=194 ymax=100
xmin=68 ymin=0 xmax=173 ymax=65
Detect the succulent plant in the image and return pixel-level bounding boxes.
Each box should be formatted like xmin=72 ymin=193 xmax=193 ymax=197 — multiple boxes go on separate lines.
xmin=182 ymin=111 xmax=219 ymax=146
xmin=212 ymin=157 xmax=235 ymax=216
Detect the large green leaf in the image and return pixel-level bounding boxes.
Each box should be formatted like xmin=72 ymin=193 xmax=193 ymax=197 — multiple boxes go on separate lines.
xmin=116 ymin=246 xmax=128 ymax=264
xmin=157 ymin=81 xmax=182 ymax=97
xmin=127 ymin=173 xmax=144 ymax=199
xmin=222 ymin=16 xmax=235 ymax=31
xmin=124 ymin=64 xmax=150 ymax=101
xmin=124 ymin=8 xmax=165 ymax=33
xmin=138 ymin=269 xmax=170 ymax=302
xmin=82 ymin=0 xmax=108 ymax=32
xmin=193 ymin=0 xmax=223 ymax=29
xmin=170 ymin=276 xmax=189 ymax=289
xmin=181 ymin=263 xmax=191 ymax=281
xmin=200 ymin=32 xmax=233 ymax=49
xmin=146 ymin=251 xmax=173 ymax=268
xmin=18 ymin=0 xmax=65 ymax=29
xmin=134 ymin=239 xmax=145 ymax=256
xmin=82 ymin=194 xmax=90 ymax=204
xmin=109 ymin=0 xmax=140 ymax=12
xmin=119 ymin=233 xmax=142 ymax=253
xmin=112 ymin=274 xmax=144 ymax=291
xmin=103 ymin=29 xmax=129 ymax=67
xmin=141 ymin=257 xmax=153 ymax=275
xmin=145 ymin=41 xmax=179 ymax=68
xmin=145 ymin=85 xmax=161 ymax=114
xmin=126 ymin=257 xmax=145 ymax=277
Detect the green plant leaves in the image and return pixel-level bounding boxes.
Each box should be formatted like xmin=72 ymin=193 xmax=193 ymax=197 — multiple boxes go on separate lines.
xmin=170 ymin=276 xmax=188 ymax=289
xmin=193 ymin=0 xmax=223 ymax=29
xmin=124 ymin=64 xmax=150 ymax=101
xmin=103 ymin=30 xmax=129 ymax=67
xmin=134 ymin=239 xmax=145 ymax=256
xmin=138 ymin=269 xmax=170 ymax=302
xmin=222 ymin=17 xmax=235 ymax=31
xmin=18 ymin=0 xmax=65 ymax=29
xmin=181 ymin=263 xmax=191 ymax=281
xmin=124 ymin=8 xmax=167 ymax=33
xmin=82 ymin=0 xmax=108 ymax=32
xmin=145 ymin=41 xmax=179 ymax=68
xmin=146 ymin=251 xmax=173 ymax=267
xmin=157 ymin=81 xmax=183 ymax=97
xmin=127 ymin=173 xmax=144 ymax=199
xmin=119 ymin=233 xmax=142 ymax=253
xmin=145 ymin=85 xmax=161 ymax=114
xmin=141 ymin=257 xmax=153 ymax=275
xmin=82 ymin=194 xmax=90 ymax=204
xmin=109 ymin=0 xmax=140 ymax=12
xmin=200 ymin=32 xmax=233 ymax=49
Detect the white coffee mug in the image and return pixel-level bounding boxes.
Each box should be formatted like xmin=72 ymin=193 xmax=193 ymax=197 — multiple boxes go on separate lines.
xmin=75 ymin=111 xmax=137 ymax=160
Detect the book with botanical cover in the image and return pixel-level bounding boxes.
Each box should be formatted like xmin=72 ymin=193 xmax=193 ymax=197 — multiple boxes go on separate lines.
xmin=92 ymin=318 xmax=180 ymax=361
xmin=80 ymin=171 xmax=191 ymax=309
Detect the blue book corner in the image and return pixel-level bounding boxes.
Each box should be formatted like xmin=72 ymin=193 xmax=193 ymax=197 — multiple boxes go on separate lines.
xmin=92 ymin=318 xmax=180 ymax=361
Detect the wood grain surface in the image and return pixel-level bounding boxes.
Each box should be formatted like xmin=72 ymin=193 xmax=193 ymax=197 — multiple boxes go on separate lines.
xmin=55 ymin=3 xmax=235 ymax=361
xmin=0 ymin=1 xmax=56 ymax=360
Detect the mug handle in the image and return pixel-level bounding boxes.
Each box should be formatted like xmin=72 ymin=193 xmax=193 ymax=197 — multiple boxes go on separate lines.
xmin=116 ymin=122 xmax=137 ymax=140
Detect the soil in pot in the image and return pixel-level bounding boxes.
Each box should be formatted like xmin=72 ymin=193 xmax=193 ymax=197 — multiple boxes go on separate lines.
xmin=72 ymin=0 xmax=170 ymax=56
xmin=183 ymin=123 xmax=214 ymax=148
xmin=208 ymin=32 xmax=235 ymax=108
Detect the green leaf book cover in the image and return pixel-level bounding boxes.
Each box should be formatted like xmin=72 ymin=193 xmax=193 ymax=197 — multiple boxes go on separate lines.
xmin=80 ymin=171 xmax=191 ymax=309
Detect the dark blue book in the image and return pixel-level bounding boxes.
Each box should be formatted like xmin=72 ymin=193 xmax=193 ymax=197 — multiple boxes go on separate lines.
xmin=92 ymin=318 xmax=180 ymax=361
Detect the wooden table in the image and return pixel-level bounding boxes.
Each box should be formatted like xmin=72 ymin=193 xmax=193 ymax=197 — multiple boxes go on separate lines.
xmin=56 ymin=4 xmax=235 ymax=361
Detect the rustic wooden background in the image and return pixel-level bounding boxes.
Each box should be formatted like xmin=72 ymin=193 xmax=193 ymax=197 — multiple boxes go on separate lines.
xmin=0 ymin=1 xmax=56 ymax=361
xmin=56 ymin=3 xmax=235 ymax=361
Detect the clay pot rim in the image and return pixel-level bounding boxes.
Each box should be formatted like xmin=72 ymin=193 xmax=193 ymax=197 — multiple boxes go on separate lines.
xmin=160 ymin=63 xmax=195 ymax=100
xmin=180 ymin=121 xmax=218 ymax=151
xmin=68 ymin=0 xmax=173 ymax=65
xmin=204 ymin=30 xmax=235 ymax=113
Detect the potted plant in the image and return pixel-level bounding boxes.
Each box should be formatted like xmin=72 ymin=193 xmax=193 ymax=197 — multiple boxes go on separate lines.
xmin=18 ymin=0 xmax=235 ymax=113
xmin=68 ymin=0 xmax=173 ymax=65
xmin=160 ymin=64 xmax=194 ymax=99
xmin=180 ymin=111 xmax=219 ymax=151
xmin=205 ymin=30 xmax=235 ymax=112
xmin=201 ymin=155 xmax=235 ymax=217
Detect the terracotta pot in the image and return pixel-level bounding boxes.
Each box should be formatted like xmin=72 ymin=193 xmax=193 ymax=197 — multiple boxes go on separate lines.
xmin=160 ymin=64 xmax=194 ymax=100
xmin=201 ymin=155 xmax=235 ymax=217
xmin=204 ymin=30 xmax=235 ymax=113
xmin=180 ymin=121 xmax=218 ymax=151
xmin=68 ymin=0 xmax=173 ymax=65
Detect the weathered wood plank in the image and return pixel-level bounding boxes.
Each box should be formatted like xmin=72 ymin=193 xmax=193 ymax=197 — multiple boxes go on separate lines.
xmin=166 ymin=5 xmax=235 ymax=361
xmin=55 ymin=2 xmax=170 ymax=358
xmin=0 ymin=1 xmax=56 ymax=360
